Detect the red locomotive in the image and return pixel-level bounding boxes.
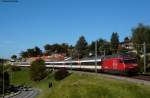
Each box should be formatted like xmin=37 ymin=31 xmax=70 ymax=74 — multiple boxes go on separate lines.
xmin=101 ymin=54 xmax=138 ymax=75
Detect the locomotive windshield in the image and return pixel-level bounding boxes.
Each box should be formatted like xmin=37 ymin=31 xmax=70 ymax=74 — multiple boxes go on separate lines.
xmin=123 ymin=59 xmax=137 ymax=64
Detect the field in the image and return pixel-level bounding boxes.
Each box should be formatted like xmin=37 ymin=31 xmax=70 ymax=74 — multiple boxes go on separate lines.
xmin=11 ymin=68 xmax=150 ymax=98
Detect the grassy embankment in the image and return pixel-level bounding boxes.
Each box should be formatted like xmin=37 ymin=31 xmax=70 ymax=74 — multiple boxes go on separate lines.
xmin=11 ymin=68 xmax=150 ymax=98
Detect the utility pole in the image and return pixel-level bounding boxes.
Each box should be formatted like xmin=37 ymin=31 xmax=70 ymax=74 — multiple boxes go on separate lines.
xmin=104 ymin=50 xmax=105 ymax=57
xmin=143 ymin=42 xmax=146 ymax=73
xmin=2 ymin=59 xmax=5 ymax=98
xmin=78 ymin=53 xmax=81 ymax=69
xmin=53 ymin=64 xmax=54 ymax=71
xmin=95 ymin=40 xmax=97 ymax=73
xmin=71 ymin=49 xmax=73 ymax=71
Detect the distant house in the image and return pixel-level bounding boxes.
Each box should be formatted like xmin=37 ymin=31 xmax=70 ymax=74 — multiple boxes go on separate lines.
xmin=120 ymin=37 xmax=134 ymax=50
xmin=26 ymin=53 xmax=65 ymax=62
xmin=120 ymin=41 xmax=134 ymax=50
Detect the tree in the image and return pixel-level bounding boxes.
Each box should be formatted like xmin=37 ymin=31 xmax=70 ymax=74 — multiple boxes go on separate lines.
xmin=30 ymin=59 xmax=47 ymax=81
xmin=34 ymin=46 xmax=43 ymax=56
xmin=0 ymin=64 xmax=10 ymax=94
xmin=124 ymin=37 xmax=130 ymax=43
xmin=132 ymin=23 xmax=150 ymax=53
xmin=111 ymin=32 xmax=119 ymax=53
xmin=27 ymin=48 xmax=35 ymax=57
xmin=75 ymin=36 xmax=88 ymax=58
xmin=61 ymin=43 xmax=69 ymax=53
xmin=11 ymin=55 xmax=17 ymax=61
xmin=44 ymin=44 xmax=52 ymax=55
xmin=44 ymin=44 xmax=52 ymax=51
xmin=89 ymin=41 xmax=95 ymax=56
xmin=20 ymin=51 xmax=28 ymax=58
xmin=54 ymin=68 xmax=69 ymax=80
xmin=97 ymin=39 xmax=111 ymax=55
xmin=67 ymin=45 xmax=75 ymax=58
xmin=98 ymin=39 xmax=105 ymax=52
xmin=20 ymin=46 xmax=43 ymax=58
xmin=88 ymin=38 xmax=112 ymax=56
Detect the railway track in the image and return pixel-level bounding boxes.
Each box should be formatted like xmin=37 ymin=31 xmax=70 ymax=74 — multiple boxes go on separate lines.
xmin=71 ymin=71 xmax=150 ymax=86
xmin=131 ymin=75 xmax=150 ymax=81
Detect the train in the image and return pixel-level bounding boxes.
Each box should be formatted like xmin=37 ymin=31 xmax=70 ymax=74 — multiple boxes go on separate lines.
xmin=14 ymin=53 xmax=138 ymax=75
xmin=101 ymin=54 xmax=138 ymax=75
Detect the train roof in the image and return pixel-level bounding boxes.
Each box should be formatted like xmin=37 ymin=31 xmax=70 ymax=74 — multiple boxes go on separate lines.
xmin=103 ymin=53 xmax=136 ymax=60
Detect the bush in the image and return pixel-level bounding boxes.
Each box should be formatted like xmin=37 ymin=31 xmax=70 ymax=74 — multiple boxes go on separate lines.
xmin=138 ymin=55 xmax=150 ymax=73
xmin=30 ymin=59 xmax=47 ymax=81
xmin=54 ymin=68 xmax=69 ymax=80
xmin=0 ymin=72 xmax=10 ymax=94
xmin=11 ymin=66 xmax=21 ymax=71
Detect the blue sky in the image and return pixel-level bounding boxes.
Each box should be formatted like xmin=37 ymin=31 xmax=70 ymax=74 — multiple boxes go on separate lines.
xmin=1 ymin=0 xmax=150 ymax=58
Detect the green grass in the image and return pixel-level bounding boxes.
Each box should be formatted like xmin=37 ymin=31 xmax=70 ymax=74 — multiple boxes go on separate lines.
xmin=11 ymin=68 xmax=150 ymax=98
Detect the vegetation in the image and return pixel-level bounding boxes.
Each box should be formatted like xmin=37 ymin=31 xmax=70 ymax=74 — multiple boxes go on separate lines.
xmin=132 ymin=23 xmax=150 ymax=53
xmin=44 ymin=43 xmax=69 ymax=56
xmin=124 ymin=37 xmax=130 ymax=43
xmin=97 ymin=38 xmax=111 ymax=55
xmin=18 ymin=34 xmax=120 ymax=59
xmin=75 ymin=36 xmax=88 ymax=58
xmin=110 ymin=32 xmax=120 ymax=53
xmin=49 ymin=73 xmax=150 ymax=98
xmin=15 ymin=23 xmax=150 ymax=73
xmin=20 ymin=46 xmax=42 ymax=58
xmin=138 ymin=55 xmax=150 ymax=72
xmin=11 ymin=55 xmax=17 ymax=61
xmin=11 ymin=68 xmax=150 ymax=98
xmin=13 ymin=23 xmax=150 ymax=61
xmin=54 ymin=68 xmax=69 ymax=80
xmin=0 ymin=64 xmax=10 ymax=94
xmin=11 ymin=66 xmax=21 ymax=71
xmin=30 ymin=59 xmax=47 ymax=81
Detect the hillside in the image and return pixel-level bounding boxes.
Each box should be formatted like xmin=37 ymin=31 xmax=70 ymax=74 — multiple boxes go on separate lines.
xmin=11 ymin=68 xmax=150 ymax=98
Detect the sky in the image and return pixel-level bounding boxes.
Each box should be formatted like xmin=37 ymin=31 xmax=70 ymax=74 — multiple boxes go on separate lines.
xmin=0 ymin=0 xmax=150 ymax=58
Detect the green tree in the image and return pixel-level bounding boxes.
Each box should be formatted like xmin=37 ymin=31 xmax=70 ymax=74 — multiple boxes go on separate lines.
xmin=20 ymin=46 xmax=43 ymax=58
xmin=27 ymin=48 xmax=35 ymax=57
xmin=89 ymin=41 xmax=95 ymax=56
xmin=132 ymin=23 xmax=150 ymax=53
xmin=98 ymin=39 xmax=111 ymax=55
xmin=124 ymin=37 xmax=130 ymax=43
xmin=111 ymin=32 xmax=119 ymax=53
xmin=44 ymin=44 xmax=52 ymax=55
xmin=89 ymin=39 xmax=108 ymax=56
xmin=61 ymin=43 xmax=69 ymax=53
xmin=34 ymin=46 xmax=43 ymax=56
xmin=0 ymin=64 xmax=10 ymax=94
xmin=44 ymin=44 xmax=52 ymax=51
xmin=75 ymin=36 xmax=88 ymax=58
xmin=30 ymin=59 xmax=47 ymax=81
xmin=11 ymin=55 xmax=17 ymax=61
xmin=20 ymin=51 xmax=28 ymax=58
xmin=98 ymin=39 xmax=105 ymax=52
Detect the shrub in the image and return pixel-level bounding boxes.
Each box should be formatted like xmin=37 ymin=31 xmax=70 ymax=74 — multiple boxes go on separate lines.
xmin=138 ymin=55 xmax=150 ymax=73
xmin=0 ymin=65 xmax=10 ymax=94
xmin=54 ymin=68 xmax=69 ymax=80
xmin=30 ymin=59 xmax=47 ymax=81
xmin=11 ymin=66 xmax=21 ymax=71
